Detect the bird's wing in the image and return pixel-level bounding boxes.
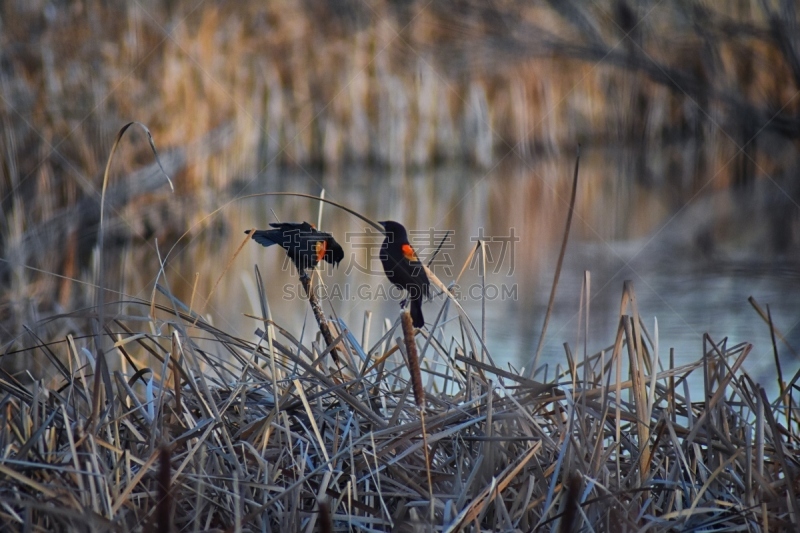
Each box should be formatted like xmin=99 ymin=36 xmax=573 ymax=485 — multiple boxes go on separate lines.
xmin=268 ymin=221 xmax=313 ymax=231
xmin=249 ymin=229 xmax=281 ymax=247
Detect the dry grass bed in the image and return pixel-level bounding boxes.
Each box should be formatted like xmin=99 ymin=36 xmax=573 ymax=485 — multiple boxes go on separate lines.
xmin=0 ymin=281 xmax=798 ymax=532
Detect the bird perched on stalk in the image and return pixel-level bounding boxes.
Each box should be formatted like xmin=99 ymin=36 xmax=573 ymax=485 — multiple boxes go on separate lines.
xmin=246 ymin=222 xmax=344 ymax=275
xmin=379 ymin=220 xmax=430 ymax=328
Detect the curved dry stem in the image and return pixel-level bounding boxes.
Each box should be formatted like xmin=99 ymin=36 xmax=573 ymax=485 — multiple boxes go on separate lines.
xmin=161 ymin=191 xmax=383 ymax=270
xmin=529 ymin=146 xmax=581 ymax=377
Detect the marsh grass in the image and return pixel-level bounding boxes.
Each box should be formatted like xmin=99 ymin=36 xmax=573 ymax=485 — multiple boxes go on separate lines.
xmin=0 ymin=274 xmax=798 ymax=531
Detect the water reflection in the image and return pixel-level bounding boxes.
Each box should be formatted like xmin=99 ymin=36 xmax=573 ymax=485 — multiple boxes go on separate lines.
xmin=114 ymin=146 xmax=800 ymax=389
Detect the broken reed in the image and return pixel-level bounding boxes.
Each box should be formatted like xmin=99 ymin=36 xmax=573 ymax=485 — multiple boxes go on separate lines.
xmin=299 ymin=271 xmax=340 ymax=363
xmin=1 ymin=286 xmax=797 ymax=531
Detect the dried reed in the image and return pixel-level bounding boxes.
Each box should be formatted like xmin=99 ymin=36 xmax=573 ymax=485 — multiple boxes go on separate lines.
xmin=0 ymin=278 xmax=797 ymax=531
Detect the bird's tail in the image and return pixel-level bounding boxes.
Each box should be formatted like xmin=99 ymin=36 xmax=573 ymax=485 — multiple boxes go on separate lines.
xmin=246 ymin=229 xmax=280 ymax=248
xmin=409 ymin=297 xmax=425 ymax=328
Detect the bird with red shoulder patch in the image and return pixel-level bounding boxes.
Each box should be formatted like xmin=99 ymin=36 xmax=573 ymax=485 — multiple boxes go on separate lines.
xmin=246 ymin=222 xmax=344 ymax=276
xmin=379 ymin=220 xmax=430 ymax=328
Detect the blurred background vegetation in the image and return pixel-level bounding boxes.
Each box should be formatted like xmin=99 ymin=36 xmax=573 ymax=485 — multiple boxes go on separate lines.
xmin=2 ymin=0 xmax=799 ymax=377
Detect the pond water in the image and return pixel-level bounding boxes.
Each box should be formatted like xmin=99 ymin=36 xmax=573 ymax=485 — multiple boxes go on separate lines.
xmin=114 ymin=145 xmax=800 ymax=390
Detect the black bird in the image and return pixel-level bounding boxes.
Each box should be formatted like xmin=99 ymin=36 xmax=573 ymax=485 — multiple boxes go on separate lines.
xmin=379 ymin=220 xmax=430 ymax=328
xmin=246 ymin=222 xmax=344 ymax=275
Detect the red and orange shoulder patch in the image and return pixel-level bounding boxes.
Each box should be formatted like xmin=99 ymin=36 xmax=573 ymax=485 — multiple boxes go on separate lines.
xmin=315 ymin=240 xmax=327 ymax=262
xmin=401 ymin=243 xmax=418 ymax=261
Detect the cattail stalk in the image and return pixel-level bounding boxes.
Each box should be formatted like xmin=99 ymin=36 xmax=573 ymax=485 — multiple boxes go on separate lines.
xmin=401 ymin=311 xmax=424 ymax=407
xmin=401 ymin=309 xmax=434 ymax=523
xmin=318 ymin=499 xmax=332 ymax=533
xmin=156 ymin=445 xmax=173 ymax=533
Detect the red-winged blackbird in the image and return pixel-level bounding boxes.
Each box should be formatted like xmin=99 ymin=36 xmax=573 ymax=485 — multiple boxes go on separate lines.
xmin=379 ymin=220 xmax=430 ymax=328
xmin=246 ymin=222 xmax=344 ymax=275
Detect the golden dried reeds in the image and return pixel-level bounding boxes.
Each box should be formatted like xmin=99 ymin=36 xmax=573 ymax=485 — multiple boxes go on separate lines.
xmin=0 ymin=279 xmax=797 ymax=531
